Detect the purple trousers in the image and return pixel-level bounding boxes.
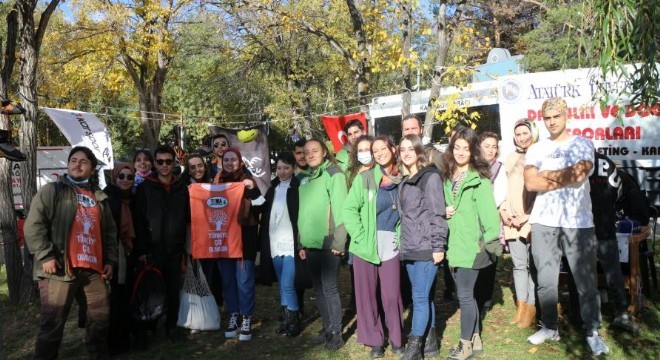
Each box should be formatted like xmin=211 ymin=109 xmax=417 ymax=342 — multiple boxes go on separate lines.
xmin=353 ymin=255 xmax=404 ymax=347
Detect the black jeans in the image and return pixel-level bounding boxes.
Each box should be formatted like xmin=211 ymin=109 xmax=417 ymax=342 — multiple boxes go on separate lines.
xmin=453 ymin=267 xmax=480 ymax=340
xmin=305 ymin=249 xmax=342 ymax=334
xmin=151 ymin=253 xmax=183 ymax=330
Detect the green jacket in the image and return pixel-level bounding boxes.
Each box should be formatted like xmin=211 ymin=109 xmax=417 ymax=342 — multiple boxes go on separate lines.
xmin=443 ymin=168 xmax=500 ymax=269
xmin=344 ymin=165 xmax=400 ymax=265
xmin=298 ymin=160 xmax=348 ymax=251
xmin=335 ymin=146 xmax=350 ymax=172
xmin=24 ymin=178 xmax=119 ymax=281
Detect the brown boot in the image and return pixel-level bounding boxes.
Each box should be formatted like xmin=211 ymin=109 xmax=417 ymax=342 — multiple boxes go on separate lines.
xmin=447 ymin=339 xmax=473 ymax=360
xmin=510 ymin=300 xmax=525 ymax=325
xmin=471 ymin=333 xmax=483 ymax=356
xmin=518 ymin=302 xmax=537 ymax=328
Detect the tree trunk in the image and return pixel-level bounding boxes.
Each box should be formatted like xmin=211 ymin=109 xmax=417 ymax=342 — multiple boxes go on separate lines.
xmin=345 ymin=0 xmax=371 ymax=120
xmin=423 ymin=1 xmax=452 ymax=139
xmin=401 ymin=1 xmax=413 ymax=118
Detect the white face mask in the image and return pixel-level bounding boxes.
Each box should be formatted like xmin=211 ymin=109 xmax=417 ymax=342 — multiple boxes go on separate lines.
xmin=357 ymin=151 xmax=373 ymax=165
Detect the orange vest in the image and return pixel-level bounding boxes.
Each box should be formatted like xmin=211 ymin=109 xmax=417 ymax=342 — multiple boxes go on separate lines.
xmin=189 ymin=183 xmax=245 ymax=259
xmin=67 ymin=189 xmax=103 ymax=273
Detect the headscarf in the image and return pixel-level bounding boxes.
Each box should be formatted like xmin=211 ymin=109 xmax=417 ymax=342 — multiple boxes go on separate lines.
xmin=215 ymin=147 xmax=245 ymax=183
xmin=112 ymin=162 xmax=136 ymax=254
xmin=513 ymin=118 xmax=539 ymax=153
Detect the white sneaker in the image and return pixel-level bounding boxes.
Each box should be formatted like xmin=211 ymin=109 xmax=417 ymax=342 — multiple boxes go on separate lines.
xmin=225 ymin=313 xmax=239 ymax=338
xmin=239 ymin=316 xmax=252 ymax=341
xmin=586 ymin=331 xmax=610 ymax=356
xmin=527 ymin=326 xmax=560 ymax=345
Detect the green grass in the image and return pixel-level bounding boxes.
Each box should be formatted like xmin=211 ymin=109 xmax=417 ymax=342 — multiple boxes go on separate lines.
xmin=1 ymin=253 xmax=659 ymax=359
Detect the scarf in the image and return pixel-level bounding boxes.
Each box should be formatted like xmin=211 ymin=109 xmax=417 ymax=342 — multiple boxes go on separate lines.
xmin=111 ymin=162 xmax=136 ymax=253
xmin=513 ymin=119 xmax=539 ymax=154
xmin=380 ymin=165 xmax=402 ymax=190
xmin=215 ymin=147 xmax=245 ymax=183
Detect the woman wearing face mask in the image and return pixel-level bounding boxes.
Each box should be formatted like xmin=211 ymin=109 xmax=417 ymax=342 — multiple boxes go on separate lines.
xmin=297 ymin=139 xmax=348 ymax=351
xmin=344 ymin=136 xmax=404 ymax=358
xmin=103 ymin=162 xmax=137 ymax=353
xmin=183 ymin=154 xmax=211 ymax=184
xmin=257 ymin=152 xmax=304 ymax=337
xmin=442 ymin=127 xmax=500 ymax=360
xmin=132 ymin=149 xmax=154 ymax=192
xmin=499 ymin=119 xmax=539 ymax=328
xmin=347 ymin=135 xmax=375 ymax=187
xmin=398 ymin=135 xmax=447 ymax=360
xmin=213 ymin=148 xmax=261 ymax=341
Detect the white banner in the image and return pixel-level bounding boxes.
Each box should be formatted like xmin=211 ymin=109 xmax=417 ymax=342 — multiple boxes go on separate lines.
xmin=42 ymin=108 xmax=114 ymax=169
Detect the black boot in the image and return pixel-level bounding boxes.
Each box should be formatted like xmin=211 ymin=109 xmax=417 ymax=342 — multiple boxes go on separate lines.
xmin=0 ymin=129 xmax=26 ymax=162
xmin=424 ymin=327 xmax=439 ymax=357
xmin=369 ymin=346 xmax=385 ymax=358
xmin=402 ymin=335 xmax=423 ymax=360
xmin=275 ymin=306 xmax=287 ymax=334
xmin=325 ymin=331 xmax=344 ymax=350
xmin=285 ymin=309 xmax=302 ymax=337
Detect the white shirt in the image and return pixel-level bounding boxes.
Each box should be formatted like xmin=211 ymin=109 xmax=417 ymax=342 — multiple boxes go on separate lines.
xmin=525 ymin=136 xmax=595 ymax=228
xmin=269 ymin=178 xmax=295 ymax=257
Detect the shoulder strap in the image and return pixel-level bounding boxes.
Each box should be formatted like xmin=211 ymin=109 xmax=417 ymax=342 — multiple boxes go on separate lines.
xmin=491 ymin=162 xmax=502 ymax=183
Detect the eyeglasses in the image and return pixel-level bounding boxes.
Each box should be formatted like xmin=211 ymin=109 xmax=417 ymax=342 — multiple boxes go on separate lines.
xmin=117 ymin=173 xmax=135 ymax=181
xmin=213 ymin=142 xmax=228 ymax=148
xmin=156 ymin=159 xmax=174 ymax=165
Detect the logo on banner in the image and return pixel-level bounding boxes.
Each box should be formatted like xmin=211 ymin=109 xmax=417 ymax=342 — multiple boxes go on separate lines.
xmin=76 ymin=194 xmax=97 ymax=208
xmin=500 ymin=79 xmax=522 ymax=103
xmin=207 ymin=196 xmax=228 ymax=208
xmin=243 ymin=156 xmax=266 ymax=177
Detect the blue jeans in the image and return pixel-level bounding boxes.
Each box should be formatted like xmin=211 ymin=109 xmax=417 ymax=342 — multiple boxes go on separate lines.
xmin=272 ymin=256 xmax=299 ymax=310
xmin=218 ymin=258 xmax=255 ymax=316
xmin=406 ymin=260 xmax=438 ymax=336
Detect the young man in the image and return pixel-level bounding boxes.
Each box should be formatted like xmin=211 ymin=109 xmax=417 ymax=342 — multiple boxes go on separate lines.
xmin=209 ymin=133 xmax=230 ymax=179
xmin=25 ymin=146 xmax=118 ymax=359
xmin=335 ymin=119 xmax=364 ymax=172
xmin=524 ymin=97 xmax=609 ymax=355
xmin=293 ymin=139 xmax=309 ymax=177
xmin=133 ymin=145 xmax=190 ymax=342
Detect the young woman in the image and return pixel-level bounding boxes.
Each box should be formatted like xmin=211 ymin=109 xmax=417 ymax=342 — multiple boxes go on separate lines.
xmin=297 ymin=139 xmax=348 ymax=350
xmin=132 ymin=149 xmax=154 ymax=192
xmin=344 ymin=136 xmax=404 ymax=358
xmin=214 ymin=148 xmax=260 ymax=341
xmin=442 ymin=127 xmax=500 ymax=360
xmin=499 ymin=119 xmax=538 ymax=328
xmin=398 ymin=134 xmax=447 ymax=360
xmin=258 ymin=152 xmax=303 ymax=337
xmin=183 ymin=154 xmax=211 ymax=184
xmin=346 ymin=135 xmax=375 ymax=188
xmin=103 ymin=162 xmax=137 ymax=354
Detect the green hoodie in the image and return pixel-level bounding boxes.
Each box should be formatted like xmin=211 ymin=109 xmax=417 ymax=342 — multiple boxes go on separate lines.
xmin=298 ymin=160 xmax=348 ymax=251
xmin=344 ymin=165 xmax=400 ymax=265
xmin=443 ymin=168 xmax=500 ymax=269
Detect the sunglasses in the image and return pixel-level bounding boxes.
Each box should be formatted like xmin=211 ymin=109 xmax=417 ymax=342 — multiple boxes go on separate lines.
xmin=156 ymin=159 xmax=174 ymax=165
xmin=117 ymin=173 xmax=135 ymax=181
xmin=213 ymin=142 xmax=228 ymax=148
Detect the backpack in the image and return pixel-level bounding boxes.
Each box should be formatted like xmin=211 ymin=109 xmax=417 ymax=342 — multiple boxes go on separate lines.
xmin=130 ymin=263 xmax=167 ymax=321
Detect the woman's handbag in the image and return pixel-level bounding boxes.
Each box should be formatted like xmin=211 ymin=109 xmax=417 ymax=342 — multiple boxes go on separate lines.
xmin=177 ymin=257 xmax=221 ymax=330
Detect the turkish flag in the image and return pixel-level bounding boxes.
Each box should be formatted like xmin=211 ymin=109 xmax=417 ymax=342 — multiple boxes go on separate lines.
xmin=321 ymin=113 xmax=368 ymax=153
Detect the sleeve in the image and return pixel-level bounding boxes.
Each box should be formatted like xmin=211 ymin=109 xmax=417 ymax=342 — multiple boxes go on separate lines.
xmin=24 ymin=184 xmax=57 ymax=262
xmin=132 ymin=185 xmax=150 ymax=256
xmin=524 ymin=144 xmax=540 ymax=168
xmin=476 ymin=180 xmax=502 ymax=243
xmin=102 ymin=200 xmax=119 ymax=269
xmin=343 ymin=174 xmax=366 ymax=250
xmin=329 ymin=172 xmax=349 ymax=251
xmin=424 ymin=172 xmax=447 ymax=252
xmin=493 ymin=165 xmax=508 ymax=208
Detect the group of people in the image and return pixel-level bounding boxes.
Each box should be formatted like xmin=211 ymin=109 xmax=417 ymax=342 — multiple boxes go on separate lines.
xmin=23 ymin=96 xmax=644 ymax=360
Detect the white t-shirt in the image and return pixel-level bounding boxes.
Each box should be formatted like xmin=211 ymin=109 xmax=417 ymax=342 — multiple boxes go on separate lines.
xmin=525 ymin=135 xmax=595 ymax=228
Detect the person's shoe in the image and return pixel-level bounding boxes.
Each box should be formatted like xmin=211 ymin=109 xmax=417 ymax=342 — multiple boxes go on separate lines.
xmin=423 ymin=327 xmax=439 ymax=357
xmin=311 ymin=328 xmax=328 ymax=345
xmin=325 ymin=332 xmax=344 ymax=350
xmin=527 ymin=326 xmax=560 ymax=345
xmin=401 ymin=335 xmax=423 ymax=360
xmin=239 ymin=316 xmax=252 ymax=341
xmin=612 ymin=312 xmax=640 ymax=334
xmin=510 ymin=300 xmax=525 ymax=325
xmin=586 ymin=331 xmax=610 ymax=356
xmin=471 ymin=333 xmax=483 ymax=357
xmin=285 ymin=309 xmax=302 ymax=337
xmin=0 ymin=130 xmax=26 ymax=162
xmin=390 ymin=341 xmax=405 ymax=356
xmin=225 ymin=312 xmax=239 ymax=338
xmin=446 ymin=339 xmax=473 ymax=360
xmin=275 ymin=306 xmax=287 ymax=334
xmin=369 ymin=346 xmax=385 ymax=358
xmin=518 ymin=302 xmax=537 ymax=329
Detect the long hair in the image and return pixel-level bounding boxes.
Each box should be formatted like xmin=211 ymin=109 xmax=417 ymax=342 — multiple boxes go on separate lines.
xmin=398 ymin=134 xmax=428 ymax=175
xmin=442 ymin=127 xmax=491 ymax=180
xmin=372 ymin=135 xmax=398 ymax=167
xmin=347 ymin=135 xmax=374 ymax=187
xmin=305 ymin=138 xmax=340 ymax=170
xmin=183 ymin=154 xmax=210 ymax=184
xmin=479 ymin=131 xmax=500 ymax=159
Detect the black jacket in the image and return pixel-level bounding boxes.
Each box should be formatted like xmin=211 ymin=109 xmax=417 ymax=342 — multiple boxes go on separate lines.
xmin=257 ymin=176 xmax=307 ymax=286
xmin=133 ymin=176 xmax=190 ymax=256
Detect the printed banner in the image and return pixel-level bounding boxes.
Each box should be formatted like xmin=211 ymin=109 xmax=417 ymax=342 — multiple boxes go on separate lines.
xmin=321 ymin=113 xmax=368 ymax=153
xmin=497 ymin=66 xmax=659 ymax=167
xmin=189 ymin=183 xmax=245 ymax=259
xmin=42 ymin=108 xmax=114 ymax=169
xmin=208 ymin=124 xmax=271 ymax=195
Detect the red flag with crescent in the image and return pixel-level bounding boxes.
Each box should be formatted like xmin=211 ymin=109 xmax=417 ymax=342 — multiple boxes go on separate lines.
xmin=321 ymin=113 xmax=368 ymax=153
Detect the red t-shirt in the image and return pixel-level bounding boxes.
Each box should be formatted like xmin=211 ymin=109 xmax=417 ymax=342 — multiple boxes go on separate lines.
xmin=67 ymin=189 xmax=103 ymax=273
